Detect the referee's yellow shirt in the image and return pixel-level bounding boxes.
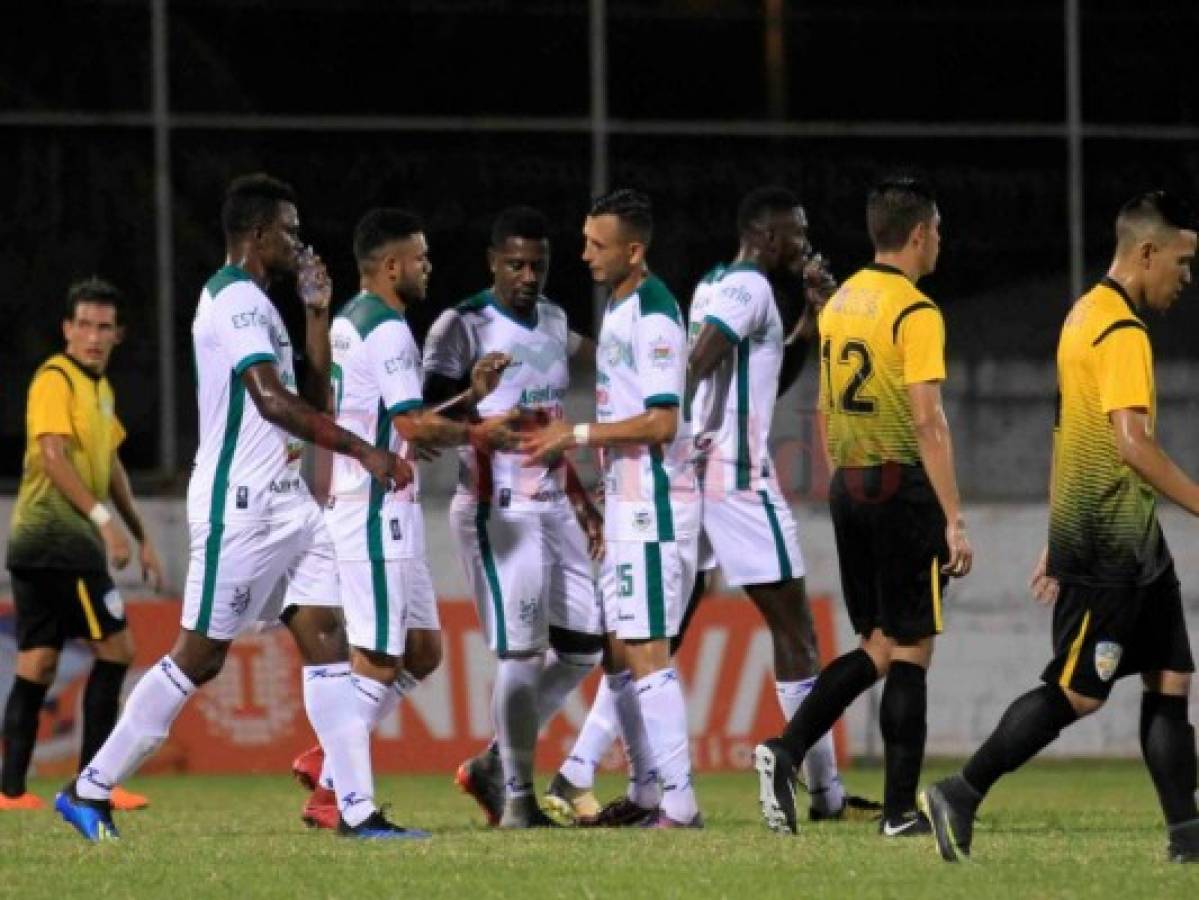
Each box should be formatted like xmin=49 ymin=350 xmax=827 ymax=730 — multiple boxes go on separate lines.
xmin=818 ymin=263 xmax=946 ymax=468
xmin=6 ymin=353 xmax=126 ymax=572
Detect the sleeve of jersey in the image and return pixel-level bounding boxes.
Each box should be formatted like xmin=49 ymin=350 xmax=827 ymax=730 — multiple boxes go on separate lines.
xmin=28 ymin=370 xmax=74 ymax=438
xmin=899 ymin=305 xmax=947 ymax=384
xmin=1096 ymin=325 xmax=1152 ymax=413
xmin=701 ymin=273 xmax=764 ymax=345
xmin=423 ymin=309 xmax=472 ymax=379
xmin=637 ymin=314 xmax=685 ymax=409
xmin=368 ymin=320 xmax=424 ymax=417
xmin=214 ymin=283 xmax=278 ymax=375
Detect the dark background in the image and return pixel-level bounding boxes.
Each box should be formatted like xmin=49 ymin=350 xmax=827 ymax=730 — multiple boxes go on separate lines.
xmin=2 ymin=0 xmax=1197 ymax=480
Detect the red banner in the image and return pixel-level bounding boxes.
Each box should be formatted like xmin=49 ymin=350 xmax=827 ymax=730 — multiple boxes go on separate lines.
xmin=1 ymin=595 xmax=845 ymax=776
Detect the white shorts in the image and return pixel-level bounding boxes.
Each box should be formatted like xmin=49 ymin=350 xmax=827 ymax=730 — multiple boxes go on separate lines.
xmin=450 ymin=496 xmax=600 ymax=655
xmin=182 ymin=502 xmax=339 ymax=641
xmin=338 ymin=556 xmax=440 ymax=657
xmin=701 ymin=482 xmax=805 ymax=587
xmin=600 ymin=533 xmax=698 ymax=641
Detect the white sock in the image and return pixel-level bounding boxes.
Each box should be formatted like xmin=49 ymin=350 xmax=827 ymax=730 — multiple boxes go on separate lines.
xmin=535 ymin=649 xmax=600 ymax=727
xmin=351 ymin=673 xmax=391 ymax=730
xmin=76 ymin=656 xmax=194 ymax=800
xmin=611 ymin=671 xmax=660 ymax=809
xmin=303 ymin=663 xmax=374 ymax=828
xmin=558 ymin=674 xmax=620 ymax=791
xmin=781 ymin=677 xmax=845 ymax=815
xmin=636 ymin=668 xmax=697 ymax=823
xmin=317 ymin=668 xmax=420 ymax=790
xmin=493 ymin=656 xmax=543 ymax=799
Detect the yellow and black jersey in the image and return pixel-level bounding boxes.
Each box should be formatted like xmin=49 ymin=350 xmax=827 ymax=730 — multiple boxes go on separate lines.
xmin=6 ymin=353 xmax=126 ymax=573
xmin=818 ymin=263 xmax=946 ymax=468
xmin=1048 ymin=277 xmax=1165 ymax=586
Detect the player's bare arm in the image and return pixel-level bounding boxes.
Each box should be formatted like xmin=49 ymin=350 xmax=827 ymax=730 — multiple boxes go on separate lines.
xmin=298 ymin=249 xmax=333 ymax=411
xmin=37 ymin=432 xmax=130 ymax=570
xmin=240 ymin=359 xmax=412 ymax=489
xmin=565 ymin=459 xmax=604 ymax=560
xmin=684 ymin=323 xmax=735 ymax=411
xmin=907 ymin=379 xmax=972 ymax=577
xmin=521 ymin=406 xmax=677 ymax=466
xmin=109 ymin=454 xmax=165 ymax=590
xmin=1110 ymin=406 xmax=1199 ymax=515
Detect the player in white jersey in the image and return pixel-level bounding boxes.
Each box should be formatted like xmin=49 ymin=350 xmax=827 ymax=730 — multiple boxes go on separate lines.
xmin=685 ymin=186 xmax=880 ymax=823
xmin=422 ymin=207 xmax=605 ymax=828
xmin=288 ymin=209 xmax=516 ymax=830
xmin=525 ymin=189 xmax=703 ymax=828
xmin=56 ymin=175 xmax=423 ymax=843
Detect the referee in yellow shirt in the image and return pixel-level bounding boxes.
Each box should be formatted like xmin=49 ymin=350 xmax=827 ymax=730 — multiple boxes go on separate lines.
xmin=2 ymin=278 xmax=164 ymax=812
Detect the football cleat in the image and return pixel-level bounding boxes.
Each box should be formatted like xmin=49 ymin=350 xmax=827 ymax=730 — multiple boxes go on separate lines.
xmin=753 ymin=739 xmax=798 ymax=835
xmin=810 ymin=793 xmax=883 ymax=823
xmin=919 ymin=775 xmax=980 ymax=861
xmin=0 ymin=792 xmax=45 ymax=811
xmin=499 ymin=794 xmax=560 ymax=829
xmin=879 ymin=809 xmax=932 ymax=838
xmin=337 ymin=808 xmax=431 ymax=840
xmin=576 ymin=796 xmax=657 ymax=828
xmin=1167 ymin=817 xmax=1199 ymax=863
xmin=291 ymin=743 xmax=325 ymax=792
xmin=301 ymin=786 xmax=339 ymax=830
xmin=454 ymin=751 xmax=504 ymax=827
xmin=542 ymin=773 xmax=601 ymax=825
xmin=55 ymin=783 xmax=119 ymax=843
xmin=110 ymin=786 xmax=149 ymax=811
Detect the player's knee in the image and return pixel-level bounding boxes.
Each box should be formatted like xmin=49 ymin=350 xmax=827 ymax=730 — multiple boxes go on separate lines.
xmin=1063 ymin=686 xmax=1104 ymax=718
xmin=1145 ymin=670 xmax=1191 ymax=698
xmin=16 ymin=648 xmax=59 ymax=685
xmin=402 ymin=630 xmax=443 ymax=680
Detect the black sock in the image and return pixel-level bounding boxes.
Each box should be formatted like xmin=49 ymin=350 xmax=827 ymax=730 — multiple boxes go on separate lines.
xmin=962 ymin=684 xmax=1077 ymax=798
xmin=2 ymin=677 xmax=49 ymax=797
xmin=778 ymin=648 xmax=878 ymax=760
xmin=79 ymin=661 xmax=128 ymax=773
xmin=1140 ymin=692 xmax=1199 ymax=826
xmin=880 ymin=661 xmax=927 ymax=819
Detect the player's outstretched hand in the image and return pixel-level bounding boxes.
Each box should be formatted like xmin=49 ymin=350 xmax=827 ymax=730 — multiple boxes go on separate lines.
xmin=297 ymin=245 xmax=332 ymax=312
xmin=361 ymin=447 xmax=413 ymax=492
xmin=470 ymin=409 xmax=520 ymax=452
xmin=520 ymin=420 xmax=574 ymax=466
xmin=100 ymin=520 xmax=131 ymax=571
xmin=470 ymin=352 xmax=512 ymax=402
xmin=140 ymin=538 xmax=166 ymax=592
xmin=1029 ymin=546 xmax=1059 ymax=606
xmin=940 ymin=518 xmax=972 ymax=577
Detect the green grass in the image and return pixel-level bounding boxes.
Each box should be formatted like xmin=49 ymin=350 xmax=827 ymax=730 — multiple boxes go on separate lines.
xmin=2 ymin=762 xmax=1196 ymax=899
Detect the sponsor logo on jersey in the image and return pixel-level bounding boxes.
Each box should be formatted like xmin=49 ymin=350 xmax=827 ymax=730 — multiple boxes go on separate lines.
xmin=1094 ymin=641 xmax=1122 ymax=682
xmin=236 ymin=486 xmax=249 ymax=509
xmin=389 ymin=518 xmax=403 ymax=541
xmin=719 ymin=284 xmax=752 ymax=306
xmin=649 ymin=336 xmax=676 ymax=369
xmin=633 ymin=510 xmax=653 ymax=532
xmin=384 ymin=351 xmax=419 ymax=374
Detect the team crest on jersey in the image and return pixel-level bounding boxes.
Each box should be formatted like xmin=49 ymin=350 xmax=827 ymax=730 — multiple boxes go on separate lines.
xmin=720 ymin=284 xmax=752 ymax=306
xmin=236 ymin=486 xmax=249 ymax=509
xmin=102 ymin=588 xmax=124 ymax=620
xmin=649 ymin=336 xmax=676 ymax=369
xmin=518 ymin=597 xmax=540 ymax=626
xmin=603 ymin=337 xmax=633 ymax=368
xmin=231 ymin=585 xmax=252 ymax=616
xmin=384 ymin=351 xmax=418 ymax=374
xmin=633 ymin=510 xmax=653 ymax=532
xmin=389 ymin=518 xmax=402 ymax=541
xmin=1094 ymin=641 xmax=1122 ymax=682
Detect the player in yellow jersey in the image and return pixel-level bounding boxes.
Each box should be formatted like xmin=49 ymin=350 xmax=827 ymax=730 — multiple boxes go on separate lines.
xmin=754 ymin=176 xmax=972 ymax=837
xmin=922 ymin=192 xmax=1199 ymax=864
xmin=2 ymin=279 xmax=164 ymax=813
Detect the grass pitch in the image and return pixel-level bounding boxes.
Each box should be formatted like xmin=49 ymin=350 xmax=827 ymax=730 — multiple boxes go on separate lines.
xmin=2 ymin=761 xmax=1196 ymax=899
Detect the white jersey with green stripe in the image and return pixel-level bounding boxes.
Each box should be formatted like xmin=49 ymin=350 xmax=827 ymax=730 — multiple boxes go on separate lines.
xmin=688 ymin=261 xmax=785 ymax=495
xmin=424 ymin=290 xmax=578 ymax=511
xmin=187 ymin=265 xmax=310 ymax=525
xmin=596 ymin=274 xmax=699 ymax=542
xmin=324 ymin=292 xmax=425 ymax=561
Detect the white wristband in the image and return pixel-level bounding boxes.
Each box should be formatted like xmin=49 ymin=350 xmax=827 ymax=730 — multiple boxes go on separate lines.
xmin=88 ymin=504 xmax=112 ymax=527
xmin=573 ymin=423 xmax=591 ymax=447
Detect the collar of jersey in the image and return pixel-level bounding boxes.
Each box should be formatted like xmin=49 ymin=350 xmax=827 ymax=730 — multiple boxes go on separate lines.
xmin=486 ymin=291 xmax=538 ymax=329
xmin=724 ymin=260 xmax=763 ymax=275
xmin=60 ymin=352 xmax=102 ymax=383
xmin=355 ymin=291 xmax=405 ymax=319
xmin=864 ymin=262 xmax=907 ymax=278
xmin=1098 ymin=276 xmax=1140 ymax=318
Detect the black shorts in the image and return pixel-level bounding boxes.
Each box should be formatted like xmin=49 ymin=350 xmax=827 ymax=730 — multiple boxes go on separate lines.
xmin=10 ymin=568 xmax=126 ymax=651
xmin=829 ymin=463 xmax=949 ymax=641
xmin=1042 ymin=562 xmax=1194 ymax=701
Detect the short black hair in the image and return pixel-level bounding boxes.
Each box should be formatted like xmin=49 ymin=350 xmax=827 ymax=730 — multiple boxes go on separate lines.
xmin=1116 ymin=191 xmax=1196 ymax=249
xmin=221 ymin=173 xmax=297 ymax=240
xmin=353 ymin=208 xmax=424 ymax=266
xmin=491 ymin=206 xmax=550 ymax=248
xmin=866 ymin=175 xmax=937 ymax=252
xmin=737 ymin=185 xmax=799 ymax=235
xmin=589 ymin=188 xmax=653 ymax=244
xmin=65 ymin=277 xmax=121 ymax=322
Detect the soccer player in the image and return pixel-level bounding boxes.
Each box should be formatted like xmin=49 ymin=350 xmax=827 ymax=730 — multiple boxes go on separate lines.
xmin=922 ymin=191 xmax=1199 ymax=864
xmin=685 ymin=186 xmax=879 ymax=822
xmin=423 ymin=205 xmax=605 ymax=828
xmin=524 ymin=188 xmax=703 ymax=828
xmin=293 ymin=208 xmax=516 ymax=830
xmin=754 ymin=176 xmax=972 ymax=837
xmin=2 ymin=278 xmax=164 ymax=813
xmin=55 ymin=174 xmax=418 ymax=842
